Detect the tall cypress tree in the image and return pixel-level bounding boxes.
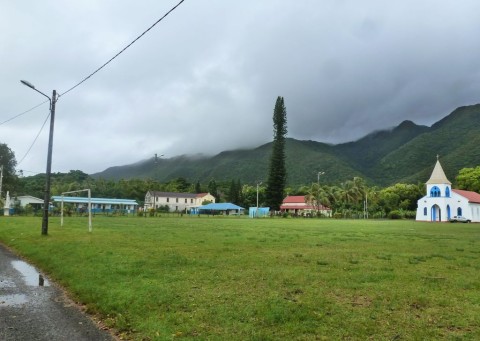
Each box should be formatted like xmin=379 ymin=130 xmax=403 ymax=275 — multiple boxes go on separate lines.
xmin=265 ymin=96 xmax=287 ymax=211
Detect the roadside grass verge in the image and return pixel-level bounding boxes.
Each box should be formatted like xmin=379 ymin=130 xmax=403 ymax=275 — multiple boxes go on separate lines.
xmin=0 ymin=216 xmax=479 ymax=340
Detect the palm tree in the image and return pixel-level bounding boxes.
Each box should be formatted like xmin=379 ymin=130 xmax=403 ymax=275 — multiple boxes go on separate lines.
xmin=305 ymin=183 xmax=330 ymax=216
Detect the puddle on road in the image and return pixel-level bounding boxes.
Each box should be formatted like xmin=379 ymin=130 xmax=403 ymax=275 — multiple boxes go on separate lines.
xmin=11 ymin=260 xmax=50 ymax=287
xmin=0 ymin=294 xmax=28 ymax=306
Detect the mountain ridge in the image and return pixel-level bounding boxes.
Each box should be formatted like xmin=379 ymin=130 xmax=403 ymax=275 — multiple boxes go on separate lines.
xmin=92 ymin=104 xmax=480 ymax=186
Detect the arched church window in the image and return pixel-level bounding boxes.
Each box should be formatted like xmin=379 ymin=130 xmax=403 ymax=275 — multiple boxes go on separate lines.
xmin=457 ymin=207 xmax=462 ymax=216
xmin=423 ymin=207 xmax=427 ymax=216
xmin=430 ymin=186 xmax=441 ymax=197
xmin=445 ymin=187 xmax=450 ymax=197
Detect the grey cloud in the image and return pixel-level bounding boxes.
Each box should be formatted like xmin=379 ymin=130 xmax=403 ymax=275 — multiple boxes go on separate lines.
xmin=1 ymin=0 xmax=480 ymax=174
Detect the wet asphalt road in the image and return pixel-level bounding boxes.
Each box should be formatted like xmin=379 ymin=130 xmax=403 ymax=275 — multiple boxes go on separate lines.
xmin=0 ymin=243 xmax=116 ymax=341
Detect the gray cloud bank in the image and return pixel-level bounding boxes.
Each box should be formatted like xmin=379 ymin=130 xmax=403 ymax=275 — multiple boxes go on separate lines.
xmin=1 ymin=0 xmax=480 ymax=174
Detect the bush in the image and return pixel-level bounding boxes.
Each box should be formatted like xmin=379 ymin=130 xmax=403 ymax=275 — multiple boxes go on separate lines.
xmin=388 ymin=210 xmax=402 ymax=219
xmin=403 ymin=210 xmax=416 ymax=219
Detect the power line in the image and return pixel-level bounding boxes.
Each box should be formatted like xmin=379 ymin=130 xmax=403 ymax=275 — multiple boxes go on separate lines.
xmin=0 ymin=100 xmax=49 ymax=126
xmin=59 ymin=0 xmax=186 ymax=98
xmin=8 ymin=0 xmax=185 ymax=172
xmin=16 ymin=112 xmax=50 ymax=167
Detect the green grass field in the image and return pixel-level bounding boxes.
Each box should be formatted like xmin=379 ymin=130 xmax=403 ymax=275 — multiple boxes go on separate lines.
xmin=0 ymin=216 xmax=479 ymax=340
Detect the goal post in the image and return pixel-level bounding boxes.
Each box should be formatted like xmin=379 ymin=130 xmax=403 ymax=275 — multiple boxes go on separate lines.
xmin=60 ymin=189 xmax=92 ymax=232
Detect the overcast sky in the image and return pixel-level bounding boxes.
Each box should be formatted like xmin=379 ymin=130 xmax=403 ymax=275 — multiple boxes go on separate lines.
xmin=1 ymin=0 xmax=480 ymax=175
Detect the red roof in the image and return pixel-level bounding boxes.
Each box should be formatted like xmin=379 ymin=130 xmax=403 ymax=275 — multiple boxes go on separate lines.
xmin=282 ymin=195 xmax=306 ymax=204
xmin=280 ymin=204 xmax=315 ymax=210
xmin=281 ymin=195 xmax=330 ymax=211
xmin=452 ymin=189 xmax=480 ymax=204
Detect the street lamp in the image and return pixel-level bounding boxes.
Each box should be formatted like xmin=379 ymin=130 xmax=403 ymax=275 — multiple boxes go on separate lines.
xmin=20 ymin=80 xmax=57 ymax=235
xmin=317 ymin=171 xmax=325 ymax=184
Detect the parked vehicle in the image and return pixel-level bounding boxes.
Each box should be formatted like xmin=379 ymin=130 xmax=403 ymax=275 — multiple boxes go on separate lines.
xmin=449 ymin=216 xmax=471 ymax=223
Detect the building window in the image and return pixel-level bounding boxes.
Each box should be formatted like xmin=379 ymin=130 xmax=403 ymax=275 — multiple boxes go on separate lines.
xmin=423 ymin=207 xmax=427 ymax=216
xmin=191 ymin=199 xmax=193 ymax=203
xmin=445 ymin=187 xmax=450 ymax=197
xmin=176 ymin=198 xmax=179 ymax=203
xmin=167 ymin=198 xmax=170 ymax=203
xmin=430 ymin=186 xmax=441 ymax=197
xmin=185 ymin=199 xmax=187 ymax=203
xmin=457 ymin=207 xmax=462 ymax=216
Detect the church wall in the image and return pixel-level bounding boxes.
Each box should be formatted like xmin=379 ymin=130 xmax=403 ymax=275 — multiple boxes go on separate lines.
xmin=416 ymin=192 xmax=478 ymax=222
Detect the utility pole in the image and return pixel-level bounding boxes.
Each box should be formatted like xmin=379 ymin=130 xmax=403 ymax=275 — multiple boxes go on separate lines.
xmin=256 ymin=181 xmax=262 ymax=217
xmin=21 ymin=80 xmax=57 ymax=235
xmin=42 ymin=89 xmax=57 ymax=235
xmin=0 ymin=165 xmax=3 ymax=200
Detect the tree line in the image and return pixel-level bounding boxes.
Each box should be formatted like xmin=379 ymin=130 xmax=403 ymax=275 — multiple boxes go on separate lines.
xmin=3 ymin=164 xmax=480 ymax=219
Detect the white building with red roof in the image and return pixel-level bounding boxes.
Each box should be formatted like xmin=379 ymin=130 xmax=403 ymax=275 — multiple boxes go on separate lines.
xmin=416 ymin=159 xmax=480 ymax=222
xmin=280 ymin=195 xmax=332 ymax=217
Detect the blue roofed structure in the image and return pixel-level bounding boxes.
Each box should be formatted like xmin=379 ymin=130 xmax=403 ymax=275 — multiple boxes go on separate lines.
xmin=52 ymin=196 xmax=138 ymax=214
xmin=191 ymin=202 xmax=245 ymax=215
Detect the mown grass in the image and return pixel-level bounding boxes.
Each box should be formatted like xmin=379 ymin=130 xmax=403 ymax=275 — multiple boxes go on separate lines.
xmin=0 ymin=216 xmax=479 ymax=340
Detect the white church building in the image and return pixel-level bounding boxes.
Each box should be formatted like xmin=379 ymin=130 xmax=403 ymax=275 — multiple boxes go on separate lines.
xmin=416 ymin=159 xmax=480 ymax=222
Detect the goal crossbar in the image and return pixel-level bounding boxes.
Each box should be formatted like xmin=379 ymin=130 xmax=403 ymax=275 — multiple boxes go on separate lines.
xmin=60 ymin=189 xmax=92 ymax=232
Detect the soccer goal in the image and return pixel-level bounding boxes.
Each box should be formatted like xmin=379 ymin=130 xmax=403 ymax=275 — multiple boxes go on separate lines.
xmin=60 ymin=189 xmax=92 ymax=232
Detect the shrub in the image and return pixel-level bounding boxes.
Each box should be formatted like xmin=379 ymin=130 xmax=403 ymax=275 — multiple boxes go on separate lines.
xmin=403 ymin=210 xmax=416 ymax=219
xmin=333 ymin=212 xmax=342 ymax=219
xmin=388 ymin=210 xmax=402 ymax=219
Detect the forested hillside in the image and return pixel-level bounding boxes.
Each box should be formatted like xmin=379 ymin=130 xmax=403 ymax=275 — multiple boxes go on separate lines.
xmin=92 ymin=104 xmax=480 ymax=187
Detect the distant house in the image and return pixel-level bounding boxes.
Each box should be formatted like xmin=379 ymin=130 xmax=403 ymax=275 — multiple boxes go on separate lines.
xmin=15 ymin=195 xmax=44 ymax=209
xmin=144 ymin=191 xmax=215 ymax=213
xmin=280 ymin=195 xmax=332 ymax=217
xmin=416 ymin=159 xmax=480 ymax=222
xmin=52 ymin=196 xmax=138 ymax=214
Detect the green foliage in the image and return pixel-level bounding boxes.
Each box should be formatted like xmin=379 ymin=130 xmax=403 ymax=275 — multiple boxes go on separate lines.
xmin=0 ymin=143 xmax=18 ymax=194
xmin=377 ymin=183 xmax=424 ymax=214
xmin=194 ymin=181 xmax=202 ymax=193
xmin=456 ymin=166 xmax=480 ymax=192
xmin=207 ymin=178 xmax=219 ymax=202
xmin=266 ymin=96 xmax=288 ymax=210
xmin=226 ymin=179 xmax=242 ymax=205
xmin=156 ymin=205 xmax=170 ymax=213
xmin=305 ymin=183 xmax=330 ymax=212
xmin=239 ymin=184 xmax=264 ymax=209
xmin=388 ymin=210 xmax=403 ymax=219
xmin=165 ymin=177 xmax=190 ymax=192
